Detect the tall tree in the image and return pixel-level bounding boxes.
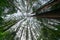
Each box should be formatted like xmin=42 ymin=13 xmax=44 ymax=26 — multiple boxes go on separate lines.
xmin=0 ymin=0 xmax=60 ymax=40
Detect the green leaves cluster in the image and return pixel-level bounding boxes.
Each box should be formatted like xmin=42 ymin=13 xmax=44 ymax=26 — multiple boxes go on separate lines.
xmin=0 ymin=20 xmax=18 ymax=40
xmin=0 ymin=0 xmax=17 ymax=24
xmin=37 ymin=25 xmax=60 ymax=40
xmin=51 ymin=2 xmax=60 ymax=10
xmin=0 ymin=31 xmax=14 ymax=40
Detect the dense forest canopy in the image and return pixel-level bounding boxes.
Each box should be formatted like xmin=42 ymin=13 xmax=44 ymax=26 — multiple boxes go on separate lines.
xmin=0 ymin=0 xmax=60 ymax=40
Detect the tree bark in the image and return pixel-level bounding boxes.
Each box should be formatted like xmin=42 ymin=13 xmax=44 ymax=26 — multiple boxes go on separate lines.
xmin=31 ymin=0 xmax=60 ymax=14
xmin=32 ymin=8 xmax=60 ymax=19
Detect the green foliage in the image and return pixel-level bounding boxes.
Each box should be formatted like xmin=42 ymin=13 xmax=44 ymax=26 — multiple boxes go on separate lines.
xmin=54 ymin=25 xmax=60 ymax=30
xmin=0 ymin=0 xmax=17 ymax=24
xmin=51 ymin=3 xmax=60 ymax=10
xmin=0 ymin=20 xmax=17 ymax=32
xmin=0 ymin=0 xmax=60 ymax=40
xmin=0 ymin=0 xmax=17 ymax=14
xmin=0 ymin=31 xmax=14 ymax=40
xmin=0 ymin=17 xmax=3 ymax=25
xmin=0 ymin=0 xmax=9 ymax=7
xmin=37 ymin=18 xmax=60 ymax=40
xmin=32 ymin=0 xmax=37 ymax=2
xmin=0 ymin=20 xmax=17 ymax=40
xmin=37 ymin=25 xmax=60 ymax=40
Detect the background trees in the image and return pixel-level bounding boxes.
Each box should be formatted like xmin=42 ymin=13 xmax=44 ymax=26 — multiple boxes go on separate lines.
xmin=0 ymin=0 xmax=60 ymax=40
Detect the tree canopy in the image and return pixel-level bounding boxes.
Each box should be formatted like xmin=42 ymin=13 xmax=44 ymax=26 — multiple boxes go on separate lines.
xmin=0 ymin=0 xmax=60 ymax=40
